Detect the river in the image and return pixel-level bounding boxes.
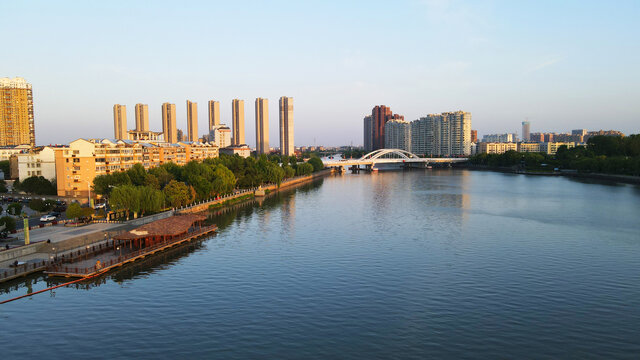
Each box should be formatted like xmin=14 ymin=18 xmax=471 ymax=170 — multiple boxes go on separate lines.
xmin=1 ymin=169 xmax=639 ymax=359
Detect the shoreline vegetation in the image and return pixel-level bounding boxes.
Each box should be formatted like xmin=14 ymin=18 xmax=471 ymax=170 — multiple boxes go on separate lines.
xmin=465 ymin=135 xmax=640 ymax=184
xmin=92 ymin=153 xmax=325 ymax=218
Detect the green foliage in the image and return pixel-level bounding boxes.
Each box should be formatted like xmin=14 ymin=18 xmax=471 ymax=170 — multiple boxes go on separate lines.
xmin=29 ymin=198 xmax=55 ymax=212
xmin=283 ymin=165 xmax=295 ymax=179
xmin=163 ymin=180 xmax=192 ymax=208
xmin=0 ymin=180 xmax=7 ymax=193
xmin=92 ymin=172 xmax=132 ymax=196
xmin=211 ymin=165 xmax=236 ymax=195
xmin=0 ymin=216 xmax=16 ymax=232
xmin=66 ymin=203 xmax=83 ymax=219
xmin=14 ymin=176 xmax=56 ymax=195
xmin=110 ymin=185 xmax=141 ymax=215
xmin=81 ymin=207 xmax=95 ymax=218
xmin=148 ymin=166 xmax=174 ymax=188
xmin=127 ymin=163 xmax=147 ymax=186
xmin=7 ymin=203 xmax=23 ymax=215
xmin=0 ymin=160 xmax=10 ymax=177
xmin=296 ymin=163 xmax=314 ymax=176
xmin=307 ymin=156 xmax=324 ymax=172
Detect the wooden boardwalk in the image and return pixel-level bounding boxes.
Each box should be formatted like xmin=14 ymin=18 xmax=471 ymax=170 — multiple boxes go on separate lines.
xmin=45 ymin=225 xmax=217 ymax=278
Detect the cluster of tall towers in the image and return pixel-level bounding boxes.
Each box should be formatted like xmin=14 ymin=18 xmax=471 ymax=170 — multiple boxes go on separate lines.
xmin=113 ymin=97 xmax=294 ymax=156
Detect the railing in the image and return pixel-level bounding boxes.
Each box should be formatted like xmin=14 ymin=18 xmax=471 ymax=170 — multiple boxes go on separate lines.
xmin=47 ymin=225 xmax=217 ymax=276
xmin=1 ymin=259 xmax=52 ymax=281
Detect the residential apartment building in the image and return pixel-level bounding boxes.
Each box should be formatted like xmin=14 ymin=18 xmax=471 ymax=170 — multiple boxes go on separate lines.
xmin=186 ymin=100 xmax=198 ymax=142
xmin=539 ymin=142 xmax=578 ymax=155
xmin=135 ymin=104 xmax=149 ymax=132
xmin=55 ymin=138 xmax=219 ymax=198
xmin=232 ymin=99 xmax=245 ymax=145
xmin=371 ymin=105 xmax=403 ymax=150
xmin=0 ymin=145 xmax=31 ymax=161
xmin=9 ymin=146 xmax=57 ymax=181
xmin=410 ymin=111 xmax=471 ymax=156
xmin=113 ymin=104 xmax=127 ymax=140
xmin=477 ymin=142 xmax=518 ymax=154
xmin=517 ymin=142 xmax=541 ymax=153
xmin=208 ymin=100 xmax=220 ymax=130
xmin=363 ymin=115 xmax=373 ymax=152
xmin=209 ymin=125 xmax=232 ymax=149
xmin=162 ymin=103 xmax=177 ymax=143
xmin=384 ymin=119 xmax=411 ymax=152
xmin=279 ymin=96 xmax=294 ymax=156
xmin=482 ymin=133 xmax=518 ymax=143
xmin=255 ymin=98 xmax=269 ymax=154
xmin=0 ymin=77 xmax=35 ymax=147
xmin=220 ymin=144 xmax=250 ymax=158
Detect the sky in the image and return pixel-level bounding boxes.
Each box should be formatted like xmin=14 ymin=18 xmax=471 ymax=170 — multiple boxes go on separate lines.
xmin=1 ymin=0 xmax=639 ymax=147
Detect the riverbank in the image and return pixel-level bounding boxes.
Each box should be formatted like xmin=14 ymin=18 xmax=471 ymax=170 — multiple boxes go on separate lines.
xmin=0 ymin=168 xmax=336 ymax=283
xmin=460 ymin=164 xmax=640 ymax=185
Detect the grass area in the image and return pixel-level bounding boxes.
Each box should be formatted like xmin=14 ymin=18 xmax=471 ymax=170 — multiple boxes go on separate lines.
xmin=208 ymin=193 xmax=255 ymax=210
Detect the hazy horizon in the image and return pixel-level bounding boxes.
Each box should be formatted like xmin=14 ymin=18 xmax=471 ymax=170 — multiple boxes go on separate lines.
xmin=2 ymin=0 xmax=639 ymax=147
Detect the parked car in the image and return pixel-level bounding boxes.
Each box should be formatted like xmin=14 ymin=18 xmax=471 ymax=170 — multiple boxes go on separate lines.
xmin=40 ymin=214 xmax=57 ymax=222
xmin=94 ymin=203 xmax=106 ymax=209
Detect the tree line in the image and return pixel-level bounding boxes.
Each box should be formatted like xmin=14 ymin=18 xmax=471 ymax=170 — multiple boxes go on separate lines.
xmin=469 ymin=135 xmax=640 ymax=176
xmin=93 ymin=154 xmax=324 ymax=217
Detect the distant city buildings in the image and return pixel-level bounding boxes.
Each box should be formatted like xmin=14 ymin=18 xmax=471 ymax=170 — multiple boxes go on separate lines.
xmin=0 ymin=77 xmax=35 ymax=147
xmin=255 ymin=98 xmax=269 ymax=155
xmin=471 ymin=130 xmax=478 ymax=143
xmin=482 ymin=133 xmax=518 ymax=143
xmin=208 ymin=100 xmax=220 ymax=130
xmin=522 ymin=121 xmax=530 ymax=142
xmin=363 ymin=115 xmax=373 ymax=152
xmin=279 ymin=96 xmax=294 ymax=157
xmin=232 ymin=99 xmax=245 ymax=146
xmin=186 ymin=100 xmax=198 ymax=142
xmin=370 ymin=105 xmax=404 ymax=151
xmin=209 ymin=125 xmax=232 ymax=149
xmin=113 ymin=104 xmax=127 ymax=140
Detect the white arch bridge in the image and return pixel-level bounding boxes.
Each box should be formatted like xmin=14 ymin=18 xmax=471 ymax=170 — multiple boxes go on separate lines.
xmin=323 ymin=149 xmax=468 ymax=170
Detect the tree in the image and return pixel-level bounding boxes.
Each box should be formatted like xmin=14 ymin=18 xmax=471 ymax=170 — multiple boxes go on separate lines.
xmin=139 ymin=186 xmax=164 ymax=215
xmin=0 ymin=216 xmax=16 ymax=232
xmin=0 ymin=180 xmax=7 ymax=193
xmin=15 ymin=176 xmax=56 ymax=195
xmin=307 ymin=156 xmax=324 ymax=172
xmin=264 ymin=162 xmax=285 ymax=185
xmin=163 ymin=180 xmax=192 ymax=208
xmin=127 ymin=163 xmax=147 ymax=186
xmin=211 ymin=165 xmax=236 ymax=195
xmin=29 ymin=198 xmax=53 ymax=212
xmin=296 ymin=163 xmax=313 ymax=176
xmin=93 ymin=172 xmax=132 ymax=197
xmin=66 ymin=203 xmax=83 ymax=219
xmin=283 ymin=165 xmax=295 ymax=179
xmin=0 ymin=160 xmax=10 ymax=177
xmin=110 ymin=185 xmax=141 ymax=218
xmin=149 ymin=166 xmax=174 ymax=188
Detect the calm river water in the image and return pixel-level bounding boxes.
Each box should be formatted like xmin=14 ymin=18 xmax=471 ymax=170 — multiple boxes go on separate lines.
xmin=1 ymin=169 xmax=640 ymax=359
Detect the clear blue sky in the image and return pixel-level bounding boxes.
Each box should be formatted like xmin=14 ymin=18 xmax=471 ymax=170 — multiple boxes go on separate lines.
xmin=2 ymin=0 xmax=639 ymax=146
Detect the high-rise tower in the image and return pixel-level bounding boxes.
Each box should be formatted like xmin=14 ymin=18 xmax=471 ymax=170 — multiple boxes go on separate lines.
xmin=371 ymin=105 xmax=403 ymax=150
xmin=522 ymin=121 xmax=531 ymax=142
xmin=0 ymin=77 xmax=35 ymax=147
xmin=186 ymin=100 xmax=198 ymax=142
xmin=113 ymin=104 xmax=127 ymax=140
xmin=162 ymin=103 xmax=177 ymax=143
xmin=255 ymin=98 xmax=269 ymax=155
xmin=232 ymin=99 xmax=245 ymax=145
xmin=279 ymin=96 xmax=294 ymax=156
xmin=208 ymin=100 xmax=220 ymax=131
xmin=135 ymin=103 xmax=149 ymax=132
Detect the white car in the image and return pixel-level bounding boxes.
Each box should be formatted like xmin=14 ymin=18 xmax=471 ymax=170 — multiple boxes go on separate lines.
xmin=94 ymin=203 xmax=106 ymax=209
xmin=40 ymin=214 xmax=57 ymax=222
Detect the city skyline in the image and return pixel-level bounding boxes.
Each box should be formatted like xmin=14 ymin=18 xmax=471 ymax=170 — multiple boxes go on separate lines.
xmin=1 ymin=1 xmax=639 ymax=147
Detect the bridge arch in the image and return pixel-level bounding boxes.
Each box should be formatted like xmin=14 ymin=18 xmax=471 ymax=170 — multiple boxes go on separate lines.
xmin=359 ymin=149 xmax=421 ymax=161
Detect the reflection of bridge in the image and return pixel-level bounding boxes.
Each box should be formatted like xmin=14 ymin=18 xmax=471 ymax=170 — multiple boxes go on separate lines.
xmin=324 ymin=149 xmax=468 ymax=171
